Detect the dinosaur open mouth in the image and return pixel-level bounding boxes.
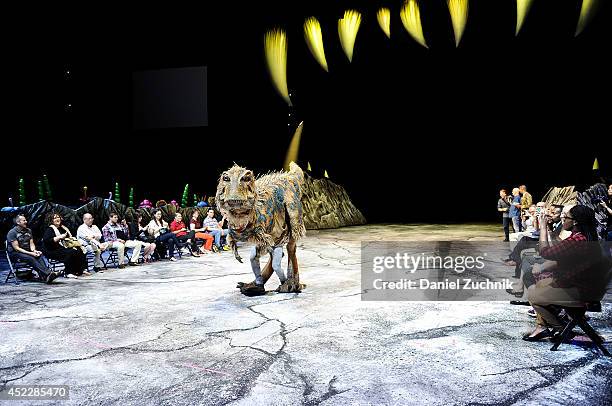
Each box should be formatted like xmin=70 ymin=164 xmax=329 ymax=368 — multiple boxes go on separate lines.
xmin=229 ymin=208 xmax=251 ymax=216
xmin=224 ymin=199 xmax=248 ymax=208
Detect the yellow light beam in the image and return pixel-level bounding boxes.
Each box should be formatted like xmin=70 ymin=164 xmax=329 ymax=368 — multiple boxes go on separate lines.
xmin=307 ymin=161 xmax=312 ymax=171
xmin=264 ymin=28 xmax=292 ymax=106
xmin=576 ymin=0 xmax=598 ymax=36
xmin=400 ymin=0 xmax=428 ymax=48
xmin=377 ymin=8 xmax=391 ymax=38
xmin=284 ymin=121 xmax=304 ymax=171
xmin=338 ymin=10 xmax=362 ymax=62
xmin=448 ymin=0 xmax=469 ymax=47
xmin=515 ymin=0 xmax=534 ymax=36
xmin=592 ymin=158 xmax=599 ymax=170
xmin=304 ymin=17 xmax=329 ymax=72
xmin=324 ymin=170 xmax=329 ymax=179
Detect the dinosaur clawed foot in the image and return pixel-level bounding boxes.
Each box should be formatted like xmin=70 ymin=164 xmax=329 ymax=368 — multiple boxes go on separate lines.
xmin=276 ymin=278 xmax=305 ymax=293
xmin=236 ymin=281 xmax=266 ymax=296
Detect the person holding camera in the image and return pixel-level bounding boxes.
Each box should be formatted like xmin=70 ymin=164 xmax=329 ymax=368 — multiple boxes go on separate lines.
xmin=43 ymin=212 xmax=90 ymax=277
xmin=147 ymin=209 xmax=179 ymax=261
xmin=102 ymin=212 xmax=143 ymax=268
xmin=127 ymin=213 xmax=157 ymax=263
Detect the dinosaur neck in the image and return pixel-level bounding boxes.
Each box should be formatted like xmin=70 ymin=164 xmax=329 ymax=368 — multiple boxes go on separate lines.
xmin=227 ymin=210 xmax=256 ymax=232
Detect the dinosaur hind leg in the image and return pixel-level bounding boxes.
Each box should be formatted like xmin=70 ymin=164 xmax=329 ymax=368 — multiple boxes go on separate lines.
xmin=277 ymin=239 xmax=305 ymax=293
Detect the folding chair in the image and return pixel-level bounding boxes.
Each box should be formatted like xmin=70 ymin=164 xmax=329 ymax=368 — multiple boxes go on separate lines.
xmin=102 ymin=247 xmax=120 ymax=268
xmin=101 ymin=243 xmax=142 ymax=267
xmin=550 ymin=303 xmax=610 ymax=356
xmin=45 ymin=258 xmax=66 ymax=276
xmin=174 ymin=240 xmax=192 ymax=258
xmin=4 ymin=241 xmax=23 ymax=284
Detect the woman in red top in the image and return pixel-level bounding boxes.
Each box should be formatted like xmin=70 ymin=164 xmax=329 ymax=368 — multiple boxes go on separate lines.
xmin=190 ymin=210 xmax=214 ymax=253
xmin=524 ymin=205 xmax=604 ymax=341
xmin=170 ymin=213 xmax=200 ymax=257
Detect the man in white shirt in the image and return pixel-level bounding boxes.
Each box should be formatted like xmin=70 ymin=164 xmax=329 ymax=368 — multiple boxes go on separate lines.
xmin=202 ymin=209 xmax=230 ymax=251
xmin=77 ymin=213 xmax=108 ymax=272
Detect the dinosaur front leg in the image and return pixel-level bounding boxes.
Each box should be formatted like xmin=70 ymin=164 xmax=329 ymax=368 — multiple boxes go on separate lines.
xmin=227 ymin=234 xmax=243 ymax=263
xmin=277 ymin=239 xmax=305 ymax=293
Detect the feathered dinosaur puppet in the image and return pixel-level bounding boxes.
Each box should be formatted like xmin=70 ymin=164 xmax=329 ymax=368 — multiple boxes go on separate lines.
xmin=216 ymin=162 xmax=306 ymax=296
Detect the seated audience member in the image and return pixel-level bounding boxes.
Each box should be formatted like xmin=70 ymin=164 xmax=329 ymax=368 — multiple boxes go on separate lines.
xmin=523 ymin=205 xmax=607 ymax=341
xmin=497 ymin=189 xmax=512 ymax=242
xmin=203 ymin=208 xmax=230 ymax=252
xmin=43 ymin=212 xmax=90 ymax=278
xmin=506 ymin=205 xmax=565 ymax=298
xmin=6 ymin=214 xmax=60 ymax=283
xmin=503 ymin=205 xmax=542 ymax=271
xmin=127 ymin=214 xmax=156 ymax=263
xmin=147 ymin=209 xmax=179 ymax=261
xmin=102 ymin=212 xmax=143 ymax=268
xmin=170 ymin=213 xmax=200 ymax=257
xmin=77 ymin=212 xmax=109 ymax=272
xmin=189 ymin=210 xmax=214 ymax=253
xmin=509 ymin=188 xmax=522 ymax=233
xmin=600 ymin=183 xmax=612 ymax=242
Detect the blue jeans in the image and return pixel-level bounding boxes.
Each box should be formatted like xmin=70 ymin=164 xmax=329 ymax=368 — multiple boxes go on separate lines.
xmin=9 ymin=252 xmax=50 ymax=280
xmin=502 ymin=217 xmax=511 ymax=240
xmin=511 ymin=216 xmax=522 ymax=233
xmin=156 ymin=233 xmax=178 ymax=258
xmin=208 ymin=229 xmax=228 ymax=247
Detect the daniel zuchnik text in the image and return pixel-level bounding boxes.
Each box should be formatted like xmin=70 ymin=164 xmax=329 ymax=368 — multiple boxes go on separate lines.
xmin=372 ymin=278 xmax=515 ymax=290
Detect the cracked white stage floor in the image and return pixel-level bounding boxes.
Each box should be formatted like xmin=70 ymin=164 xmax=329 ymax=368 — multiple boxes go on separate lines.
xmin=1 ymin=224 xmax=611 ymax=405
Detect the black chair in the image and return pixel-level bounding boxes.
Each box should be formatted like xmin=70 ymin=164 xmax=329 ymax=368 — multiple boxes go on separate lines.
xmin=4 ymin=241 xmax=24 ymax=284
xmin=102 ymin=242 xmax=145 ymax=267
xmin=45 ymin=257 xmax=66 ymax=276
xmin=550 ymin=302 xmax=610 ymax=356
xmin=38 ymin=239 xmax=66 ymax=277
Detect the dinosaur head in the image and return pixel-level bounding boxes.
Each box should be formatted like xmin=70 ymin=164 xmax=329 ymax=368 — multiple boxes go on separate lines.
xmin=216 ymin=164 xmax=256 ymax=229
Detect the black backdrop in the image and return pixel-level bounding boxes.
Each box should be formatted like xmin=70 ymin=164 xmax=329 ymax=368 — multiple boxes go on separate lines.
xmin=3 ymin=1 xmax=610 ymax=223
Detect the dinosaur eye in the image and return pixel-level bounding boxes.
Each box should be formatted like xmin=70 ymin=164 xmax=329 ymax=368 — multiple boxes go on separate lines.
xmin=242 ymin=175 xmax=252 ymax=182
xmin=223 ymin=175 xmax=230 ymax=182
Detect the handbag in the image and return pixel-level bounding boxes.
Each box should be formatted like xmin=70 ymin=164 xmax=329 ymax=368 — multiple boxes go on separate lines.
xmin=63 ymin=236 xmax=86 ymax=253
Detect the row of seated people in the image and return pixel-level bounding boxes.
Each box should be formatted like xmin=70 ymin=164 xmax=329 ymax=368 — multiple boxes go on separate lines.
xmin=6 ymin=208 xmax=231 ymax=283
xmin=501 ymin=203 xmax=611 ymax=342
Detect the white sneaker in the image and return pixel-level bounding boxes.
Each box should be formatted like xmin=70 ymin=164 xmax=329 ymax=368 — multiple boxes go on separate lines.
xmin=170 ymin=257 xmax=177 ymax=262
xmin=66 ymin=274 xmax=78 ymax=279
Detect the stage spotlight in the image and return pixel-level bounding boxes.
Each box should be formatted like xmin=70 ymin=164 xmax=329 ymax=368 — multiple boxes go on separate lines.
xmin=400 ymin=0 xmax=428 ymax=48
xmin=377 ymin=8 xmax=391 ymax=39
xmin=448 ymin=0 xmax=469 ymax=47
xmin=304 ymin=17 xmax=329 ymax=72
xmin=284 ymin=121 xmax=304 ymax=171
xmin=265 ymin=28 xmax=292 ymax=106
xmin=515 ymin=0 xmax=534 ymax=35
xmin=576 ymin=0 xmax=598 ymax=36
xmin=338 ymin=10 xmax=362 ymax=62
